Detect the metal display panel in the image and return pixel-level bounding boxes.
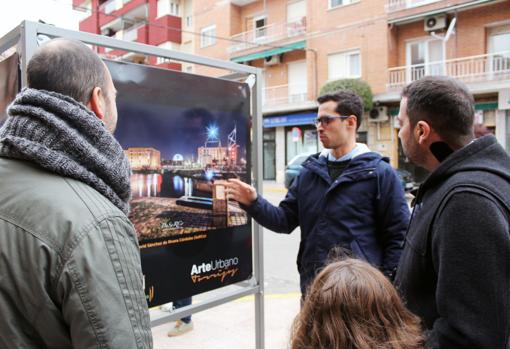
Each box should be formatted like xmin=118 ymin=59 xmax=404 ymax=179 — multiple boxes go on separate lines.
xmin=1 ymin=20 xmax=265 ymax=348
xmin=107 ymin=59 xmax=253 ymax=305
xmin=0 ymin=52 xmax=19 ymax=123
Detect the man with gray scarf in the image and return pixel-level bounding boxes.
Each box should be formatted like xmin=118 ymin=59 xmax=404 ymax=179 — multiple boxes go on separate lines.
xmin=0 ymin=38 xmax=153 ymax=348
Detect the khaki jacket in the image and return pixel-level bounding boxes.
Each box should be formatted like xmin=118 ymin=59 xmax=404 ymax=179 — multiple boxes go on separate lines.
xmin=0 ymin=158 xmax=153 ymax=348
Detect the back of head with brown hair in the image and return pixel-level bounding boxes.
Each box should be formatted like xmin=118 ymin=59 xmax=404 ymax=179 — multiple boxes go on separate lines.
xmin=401 ymin=76 xmax=474 ymax=148
xmin=290 ymin=258 xmax=424 ymax=349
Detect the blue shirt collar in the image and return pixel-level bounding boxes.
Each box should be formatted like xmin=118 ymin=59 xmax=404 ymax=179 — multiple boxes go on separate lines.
xmin=326 ymin=143 xmax=371 ymax=162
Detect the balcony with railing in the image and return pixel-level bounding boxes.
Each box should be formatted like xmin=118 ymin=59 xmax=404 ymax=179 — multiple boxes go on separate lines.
xmin=263 ymin=84 xmax=312 ymax=111
xmin=102 ymin=23 xmax=149 ymax=58
xmin=387 ymin=51 xmax=510 ymax=90
xmin=386 ymin=0 xmax=441 ymax=13
xmin=230 ymin=0 xmax=258 ymax=5
xmin=386 ymin=0 xmax=478 ymax=21
xmin=123 ymin=23 xmax=145 ymax=41
xmin=97 ymin=0 xmax=147 ymax=28
xmin=99 ymin=0 xmax=117 ymax=14
xmin=229 ymin=17 xmax=306 ymax=55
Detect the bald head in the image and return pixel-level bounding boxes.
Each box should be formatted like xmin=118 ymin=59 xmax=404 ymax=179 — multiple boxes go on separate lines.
xmin=27 ymin=38 xmax=107 ymax=105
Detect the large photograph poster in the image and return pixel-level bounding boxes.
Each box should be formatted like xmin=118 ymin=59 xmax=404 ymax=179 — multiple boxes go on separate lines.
xmin=106 ymin=60 xmax=253 ymax=306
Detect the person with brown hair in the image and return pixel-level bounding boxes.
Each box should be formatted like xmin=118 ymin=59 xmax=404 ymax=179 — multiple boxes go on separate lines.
xmin=290 ymin=258 xmax=424 ymax=349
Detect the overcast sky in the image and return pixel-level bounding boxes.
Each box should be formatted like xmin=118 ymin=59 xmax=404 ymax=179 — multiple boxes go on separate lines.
xmin=0 ymin=0 xmax=86 ymax=38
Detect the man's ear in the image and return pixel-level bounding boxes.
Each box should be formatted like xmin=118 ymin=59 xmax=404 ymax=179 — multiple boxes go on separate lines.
xmin=415 ymin=120 xmax=432 ymax=145
xmin=88 ymin=86 xmax=105 ymax=121
xmin=347 ymin=115 xmax=357 ymax=129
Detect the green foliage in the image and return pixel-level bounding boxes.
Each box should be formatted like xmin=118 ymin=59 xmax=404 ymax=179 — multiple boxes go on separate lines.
xmin=319 ymin=79 xmax=373 ymax=111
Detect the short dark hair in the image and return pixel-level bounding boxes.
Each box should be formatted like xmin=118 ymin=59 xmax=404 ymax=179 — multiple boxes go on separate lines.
xmin=402 ymin=76 xmax=474 ymax=146
xmin=317 ymin=89 xmax=363 ymax=130
xmin=27 ymin=38 xmax=107 ymax=105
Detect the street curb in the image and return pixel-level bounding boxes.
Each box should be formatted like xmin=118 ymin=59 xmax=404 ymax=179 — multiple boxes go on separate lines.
xmin=152 ymin=292 xmax=301 ymax=311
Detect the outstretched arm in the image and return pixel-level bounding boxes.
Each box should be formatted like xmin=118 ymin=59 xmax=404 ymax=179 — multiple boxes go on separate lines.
xmin=226 ymin=178 xmax=300 ymax=234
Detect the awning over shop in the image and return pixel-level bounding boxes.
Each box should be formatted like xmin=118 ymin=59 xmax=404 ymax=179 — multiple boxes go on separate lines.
xmin=475 ymin=102 xmax=498 ymax=110
xmin=264 ymin=112 xmax=316 ymax=128
xmin=388 ymin=107 xmax=399 ymax=116
xmin=232 ymin=41 xmax=306 ymax=63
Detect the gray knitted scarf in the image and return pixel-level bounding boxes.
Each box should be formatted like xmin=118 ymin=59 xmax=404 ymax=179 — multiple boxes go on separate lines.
xmin=0 ymin=88 xmax=131 ymax=214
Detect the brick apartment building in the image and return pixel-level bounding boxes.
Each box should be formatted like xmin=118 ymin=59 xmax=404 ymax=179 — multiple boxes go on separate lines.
xmin=383 ymin=0 xmax=510 ymax=181
xmin=191 ymin=0 xmax=394 ymax=182
xmin=75 ymin=0 xmax=510 ymax=184
xmin=73 ymin=0 xmax=194 ymax=71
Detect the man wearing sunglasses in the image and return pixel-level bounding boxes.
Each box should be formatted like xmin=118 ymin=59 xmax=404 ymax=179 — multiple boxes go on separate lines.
xmin=227 ymin=89 xmax=409 ymax=296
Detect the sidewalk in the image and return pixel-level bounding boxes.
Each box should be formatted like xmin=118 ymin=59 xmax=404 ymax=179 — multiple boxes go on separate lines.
xmin=260 ymin=180 xmax=288 ymax=194
xmin=151 ymin=293 xmax=300 ymax=349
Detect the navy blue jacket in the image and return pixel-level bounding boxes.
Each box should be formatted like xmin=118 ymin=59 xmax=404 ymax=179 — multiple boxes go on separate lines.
xmin=245 ymin=151 xmax=409 ymax=293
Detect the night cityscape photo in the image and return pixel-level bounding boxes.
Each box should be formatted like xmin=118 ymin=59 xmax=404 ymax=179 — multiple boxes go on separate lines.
xmin=107 ymin=60 xmax=252 ymax=243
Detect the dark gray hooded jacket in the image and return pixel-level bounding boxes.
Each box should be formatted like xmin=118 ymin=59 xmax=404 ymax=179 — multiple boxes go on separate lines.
xmin=395 ymin=135 xmax=510 ymax=349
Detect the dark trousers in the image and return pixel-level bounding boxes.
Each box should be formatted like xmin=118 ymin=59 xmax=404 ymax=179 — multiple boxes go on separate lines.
xmin=174 ymin=297 xmax=192 ymax=323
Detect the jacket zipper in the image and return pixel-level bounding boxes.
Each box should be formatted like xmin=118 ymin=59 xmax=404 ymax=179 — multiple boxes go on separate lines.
xmin=338 ymin=167 xmax=377 ymax=178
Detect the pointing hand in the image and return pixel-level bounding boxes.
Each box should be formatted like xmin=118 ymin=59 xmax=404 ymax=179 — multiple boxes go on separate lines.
xmin=225 ymin=179 xmax=258 ymax=206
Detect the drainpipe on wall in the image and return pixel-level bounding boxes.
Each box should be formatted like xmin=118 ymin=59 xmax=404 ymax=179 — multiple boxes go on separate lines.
xmin=306 ymin=48 xmax=318 ymax=100
xmin=96 ymin=0 xmax=100 ymax=51
xmin=145 ymin=0 xmax=150 ymax=45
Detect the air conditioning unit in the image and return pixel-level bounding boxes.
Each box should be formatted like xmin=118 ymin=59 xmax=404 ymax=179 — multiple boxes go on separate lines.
xmin=368 ymin=106 xmax=389 ymax=122
xmin=264 ymin=55 xmax=280 ymax=66
xmin=424 ymin=15 xmax=447 ymax=32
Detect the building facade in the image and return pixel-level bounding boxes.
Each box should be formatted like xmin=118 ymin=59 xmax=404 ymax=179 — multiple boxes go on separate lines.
xmin=125 ymin=147 xmax=162 ymax=171
xmin=383 ymin=0 xmax=510 ymax=181
xmin=76 ymin=0 xmax=510 ymax=184
xmin=192 ymin=0 xmax=510 ymax=183
xmin=197 ymin=146 xmax=229 ymax=167
xmin=73 ymin=0 xmax=194 ymax=70
xmin=191 ymin=0 xmax=399 ymax=182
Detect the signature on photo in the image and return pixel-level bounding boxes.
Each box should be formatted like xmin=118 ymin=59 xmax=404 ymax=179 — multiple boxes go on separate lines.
xmin=161 ymin=220 xmax=185 ymax=229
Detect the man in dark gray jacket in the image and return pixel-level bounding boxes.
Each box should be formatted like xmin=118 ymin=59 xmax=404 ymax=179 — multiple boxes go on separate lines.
xmin=0 ymin=39 xmax=153 ymax=348
xmin=395 ymin=76 xmax=510 ymax=348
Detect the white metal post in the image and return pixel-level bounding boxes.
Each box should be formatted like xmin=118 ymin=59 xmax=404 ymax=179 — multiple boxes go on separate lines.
xmin=252 ymin=68 xmax=265 ymax=349
xmin=20 ymin=21 xmax=38 ymax=88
